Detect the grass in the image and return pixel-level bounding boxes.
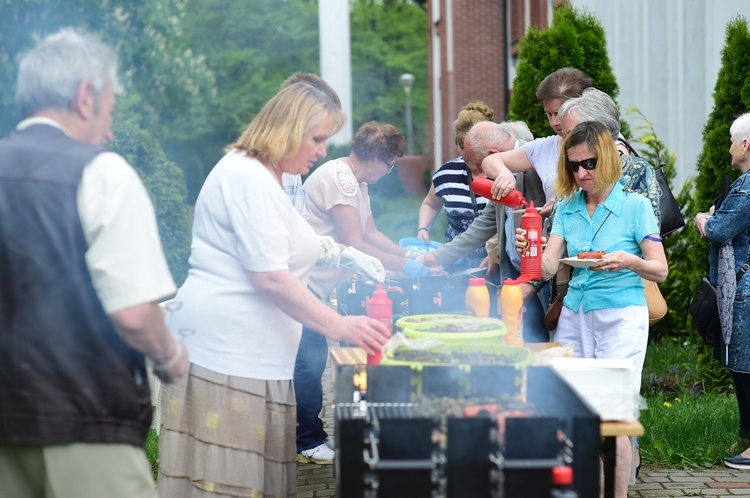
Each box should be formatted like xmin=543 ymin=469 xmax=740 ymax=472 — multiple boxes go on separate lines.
xmin=640 ymin=335 xmax=740 ymax=468
xmin=640 ymin=389 xmax=738 ymax=468
xmin=146 ymin=429 xmax=159 ymax=481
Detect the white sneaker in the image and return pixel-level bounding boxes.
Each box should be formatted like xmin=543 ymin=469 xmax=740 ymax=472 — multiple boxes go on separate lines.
xmin=297 ymin=442 xmax=334 ymax=464
xmin=325 ymin=437 xmax=335 ymax=450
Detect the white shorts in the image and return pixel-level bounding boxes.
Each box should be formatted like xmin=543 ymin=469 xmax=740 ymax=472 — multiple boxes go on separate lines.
xmin=554 ymin=305 xmax=649 ymax=393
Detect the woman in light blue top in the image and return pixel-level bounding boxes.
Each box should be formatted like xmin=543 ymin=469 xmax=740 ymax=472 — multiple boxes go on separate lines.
xmin=540 ymin=121 xmax=667 ymax=498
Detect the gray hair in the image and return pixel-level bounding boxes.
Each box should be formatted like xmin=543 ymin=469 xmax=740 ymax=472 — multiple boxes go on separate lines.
xmin=730 ymin=113 xmax=750 ymax=143
xmin=503 ymin=120 xmax=534 ymax=142
xmin=558 ymin=88 xmax=621 ymax=137
xmin=16 ymin=28 xmax=120 ymax=118
xmin=465 ymin=121 xmax=514 ymax=161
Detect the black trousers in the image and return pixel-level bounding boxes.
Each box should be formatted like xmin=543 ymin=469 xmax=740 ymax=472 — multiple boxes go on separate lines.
xmin=732 ymin=370 xmax=750 ymax=439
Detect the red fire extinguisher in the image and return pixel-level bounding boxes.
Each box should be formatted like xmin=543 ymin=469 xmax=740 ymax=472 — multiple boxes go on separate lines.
xmin=520 ymin=201 xmax=543 ymax=279
xmin=365 ymin=283 xmax=392 ymax=365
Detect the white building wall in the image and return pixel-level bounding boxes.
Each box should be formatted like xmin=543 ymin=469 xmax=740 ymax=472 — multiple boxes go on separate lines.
xmin=572 ymin=0 xmax=750 ymax=191
xmin=319 ymin=0 xmax=353 ymax=145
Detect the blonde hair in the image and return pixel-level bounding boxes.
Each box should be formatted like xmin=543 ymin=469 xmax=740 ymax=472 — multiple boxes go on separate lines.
xmin=453 ymin=101 xmax=494 ymax=149
xmin=231 ymin=83 xmax=345 ymax=165
xmin=554 ymin=121 xmax=622 ymax=198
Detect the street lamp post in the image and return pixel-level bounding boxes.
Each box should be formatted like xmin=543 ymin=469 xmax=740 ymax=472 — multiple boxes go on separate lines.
xmin=399 ymin=73 xmax=415 ymax=155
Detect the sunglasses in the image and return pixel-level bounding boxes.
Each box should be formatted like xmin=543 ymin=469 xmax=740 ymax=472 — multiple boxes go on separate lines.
xmin=382 ymin=159 xmax=395 ymax=174
xmin=565 ymin=157 xmax=598 ymax=172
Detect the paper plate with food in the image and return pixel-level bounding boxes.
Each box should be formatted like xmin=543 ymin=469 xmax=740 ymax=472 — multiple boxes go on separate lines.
xmin=560 ymin=251 xmax=607 ymax=268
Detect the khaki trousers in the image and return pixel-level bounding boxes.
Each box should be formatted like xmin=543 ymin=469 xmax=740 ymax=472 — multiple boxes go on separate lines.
xmin=0 ymin=443 xmax=157 ymax=498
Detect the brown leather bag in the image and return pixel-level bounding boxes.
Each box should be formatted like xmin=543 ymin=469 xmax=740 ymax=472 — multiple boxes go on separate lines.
xmin=644 ymin=278 xmax=667 ymax=326
xmin=543 ymin=292 xmax=564 ymax=331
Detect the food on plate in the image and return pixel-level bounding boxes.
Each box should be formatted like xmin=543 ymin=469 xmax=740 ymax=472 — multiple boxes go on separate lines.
xmin=396 ymin=314 xmax=472 ymax=324
xmin=576 ymin=250 xmax=605 ymax=259
xmin=403 ymin=317 xmax=505 ymax=333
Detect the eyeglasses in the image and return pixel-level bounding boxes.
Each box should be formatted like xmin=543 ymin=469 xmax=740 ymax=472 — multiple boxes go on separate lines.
xmin=565 ymin=157 xmax=598 ymax=172
xmin=382 ymin=159 xmax=395 ymax=174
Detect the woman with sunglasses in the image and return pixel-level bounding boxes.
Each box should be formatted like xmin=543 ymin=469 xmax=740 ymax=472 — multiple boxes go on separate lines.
xmin=540 ymin=121 xmax=667 ymax=498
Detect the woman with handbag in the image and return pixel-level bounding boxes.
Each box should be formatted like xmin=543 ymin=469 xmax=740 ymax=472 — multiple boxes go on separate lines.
xmin=540 ymin=121 xmax=668 ymax=498
xmin=694 ymin=112 xmax=750 ymax=470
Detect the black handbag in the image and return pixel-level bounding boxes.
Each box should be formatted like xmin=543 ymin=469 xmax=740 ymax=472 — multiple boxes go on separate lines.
xmin=655 ymin=165 xmax=685 ymax=237
xmin=688 ymin=277 xmax=721 ymax=345
xmin=618 ymin=138 xmax=684 ymax=237
xmin=689 ymin=259 xmax=750 ymax=345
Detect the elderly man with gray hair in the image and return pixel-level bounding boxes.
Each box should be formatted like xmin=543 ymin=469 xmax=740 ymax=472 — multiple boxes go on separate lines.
xmin=422 ymin=120 xmax=550 ymax=342
xmin=0 ymin=28 xmax=188 ymax=497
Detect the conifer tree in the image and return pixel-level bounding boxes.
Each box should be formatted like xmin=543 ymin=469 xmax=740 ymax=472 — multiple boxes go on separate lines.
xmin=683 ymin=15 xmax=750 ymax=316
xmin=508 ymin=4 xmax=622 ymax=138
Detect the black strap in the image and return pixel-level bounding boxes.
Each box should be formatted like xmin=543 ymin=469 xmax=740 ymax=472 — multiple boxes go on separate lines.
xmin=736 ymin=259 xmax=750 ymax=282
xmin=618 ymin=137 xmax=641 ymax=158
xmin=592 ymin=210 xmax=613 ymax=244
xmin=465 ymin=164 xmax=480 ymax=218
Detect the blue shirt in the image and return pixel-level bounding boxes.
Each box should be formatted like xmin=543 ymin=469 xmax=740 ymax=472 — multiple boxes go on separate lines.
xmin=551 ymin=182 xmax=659 ymax=312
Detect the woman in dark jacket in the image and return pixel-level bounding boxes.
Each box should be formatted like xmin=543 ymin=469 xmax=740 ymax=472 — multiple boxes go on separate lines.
xmin=694 ymin=112 xmax=750 ymax=469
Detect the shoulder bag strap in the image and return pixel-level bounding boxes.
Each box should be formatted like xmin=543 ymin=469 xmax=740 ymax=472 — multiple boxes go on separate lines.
xmin=465 ymin=165 xmax=480 ymax=218
xmin=618 ymin=137 xmax=641 ymax=158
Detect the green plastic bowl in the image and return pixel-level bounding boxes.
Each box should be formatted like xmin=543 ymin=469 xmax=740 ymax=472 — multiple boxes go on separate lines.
xmin=394 ymin=313 xmax=473 ymax=331
xmin=380 ymin=343 xmax=533 ymax=370
xmin=401 ymin=317 xmax=507 ymax=344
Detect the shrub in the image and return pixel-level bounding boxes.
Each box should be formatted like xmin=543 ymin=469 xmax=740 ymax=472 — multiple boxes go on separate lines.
xmin=508 ymin=4 xmax=627 ymax=138
xmin=110 ymin=116 xmax=193 ymax=286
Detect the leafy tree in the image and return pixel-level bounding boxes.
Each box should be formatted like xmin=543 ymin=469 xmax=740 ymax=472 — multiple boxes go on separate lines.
xmin=350 ymin=0 xmax=428 ymax=151
xmin=178 ymin=0 xmax=320 ymax=198
xmin=110 ymin=110 xmax=193 ymax=286
xmin=0 ymin=1 xmax=202 ymax=284
xmin=508 ymin=4 xmax=625 ymax=138
xmin=682 ymin=15 xmax=750 ymax=307
xmin=680 ymin=16 xmax=750 ymax=379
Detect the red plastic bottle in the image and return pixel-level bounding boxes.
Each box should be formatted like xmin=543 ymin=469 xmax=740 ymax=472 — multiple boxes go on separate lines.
xmin=470 ymin=177 xmax=527 ymax=209
xmin=550 ymin=466 xmax=578 ymax=497
xmin=365 ymin=283 xmax=392 ymax=365
xmin=520 ymin=201 xmax=543 ymax=279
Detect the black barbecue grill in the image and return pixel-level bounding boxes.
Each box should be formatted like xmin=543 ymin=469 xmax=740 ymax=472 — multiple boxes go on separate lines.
xmin=334 ymin=364 xmax=600 ymax=498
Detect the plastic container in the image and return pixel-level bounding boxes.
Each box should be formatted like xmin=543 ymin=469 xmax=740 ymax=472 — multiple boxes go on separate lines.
xmin=380 ymin=343 xmax=533 ymax=370
xmin=398 ymin=237 xmax=443 ymax=255
xmin=500 ymin=278 xmax=524 ymax=346
xmin=366 ymin=283 xmax=392 ymax=365
xmin=551 ymin=466 xmax=578 ymax=497
xmin=465 ymin=277 xmax=491 ymax=317
xmin=520 ymin=201 xmax=543 ymax=279
xmin=470 ymin=177 xmax=527 ymax=208
xmin=398 ymin=238 xmax=465 ymax=266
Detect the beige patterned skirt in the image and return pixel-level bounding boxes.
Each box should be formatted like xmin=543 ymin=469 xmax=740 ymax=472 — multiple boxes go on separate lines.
xmin=157 ymin=363 xmax=296 ymax=498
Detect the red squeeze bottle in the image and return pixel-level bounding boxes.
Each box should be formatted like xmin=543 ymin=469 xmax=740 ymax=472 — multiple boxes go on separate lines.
xmin=520 ymin=201 xmax=543 ymax=279
xmin=470 ymin=177 xmax=527 ymax=209
xmin=365 ymin=283 xmax=392 ymax=365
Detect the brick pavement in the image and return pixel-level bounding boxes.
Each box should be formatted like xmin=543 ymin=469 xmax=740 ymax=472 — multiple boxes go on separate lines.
xmin=298 ymin=346 xmax=750 ymax=498
xmin=629 ymin=466 xmax=750 ymax=497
